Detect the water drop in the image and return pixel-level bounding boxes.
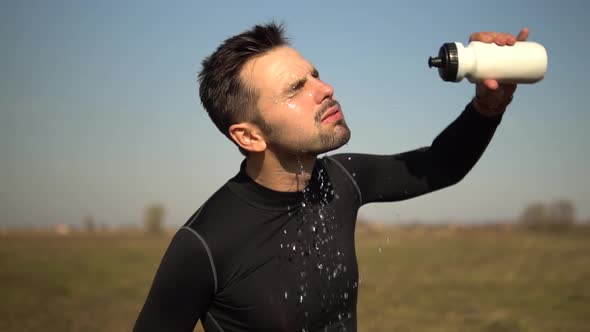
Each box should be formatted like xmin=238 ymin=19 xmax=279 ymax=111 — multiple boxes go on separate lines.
xmin=317 ymin=263 xmax=323 ymax=270
xmin=378 ymin=247 xmax=382 ymax=253
xmin=352 ymin=172 xmax=356 ymax=177
xmin=292 ymin=244 xmax=297 ymax=251
xmin=299 ymin=295 xmax=303 ymax=303
xmin=283 ymin=229 xmax=287 ymax=235
xmin=301 ymin=202 xmax=306 ymax=208
xmin=386 ymin=237 xmax=390 ymax=244
xmin=284 ymin=291 xmax=288 ymax=299
xmin=343 ymin=292 xmax=348 ymax=299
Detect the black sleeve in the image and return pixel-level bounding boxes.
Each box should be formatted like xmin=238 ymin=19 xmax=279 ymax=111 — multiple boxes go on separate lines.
xmin=330 ymin=102 xmax=502 ymax=205
xmin=133 ymin=227 xmax=215 ymax=332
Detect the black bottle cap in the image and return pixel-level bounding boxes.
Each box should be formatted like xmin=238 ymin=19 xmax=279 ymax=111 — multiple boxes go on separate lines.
xmin=428 ymin=43 xmax=458 ymax=82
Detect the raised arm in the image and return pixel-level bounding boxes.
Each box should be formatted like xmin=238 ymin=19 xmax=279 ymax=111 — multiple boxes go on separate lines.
xmin=329 ymin=29 xmax=529 ymax=206
xmin=330 ymin=101 xmax=502 ymax=205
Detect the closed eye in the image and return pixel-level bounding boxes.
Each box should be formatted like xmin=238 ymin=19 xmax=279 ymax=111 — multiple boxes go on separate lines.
xmin=291 ymin=79 xmax=306 ymax=92
xmin=286 ymin=68 xmax=319 ymax=95
xmin=311 ymin=68 xmax=319 ymax=79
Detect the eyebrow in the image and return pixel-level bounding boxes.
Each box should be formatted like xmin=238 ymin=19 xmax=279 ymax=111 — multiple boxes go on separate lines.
xmin=283 ymin=67 xmax=319 ymax=95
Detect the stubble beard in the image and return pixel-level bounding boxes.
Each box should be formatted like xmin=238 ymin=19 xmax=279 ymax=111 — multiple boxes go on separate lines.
xmin=264 ymin=119 xmax=351 ymax=158
xmin=314 ymin=119 xmax=351 ymax=154
xmin=307 ymin=99 xmax=351 ymax=154
xmin=264 ymin=100 xmax=351 ymax=156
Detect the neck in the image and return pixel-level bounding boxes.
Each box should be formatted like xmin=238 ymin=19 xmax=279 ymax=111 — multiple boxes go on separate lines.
xmin=245 ymin=151 xmax=317 ymax=192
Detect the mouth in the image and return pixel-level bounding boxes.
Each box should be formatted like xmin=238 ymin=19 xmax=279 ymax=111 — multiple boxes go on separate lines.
xmin=320 ymin=102 xmax=343 ymax=124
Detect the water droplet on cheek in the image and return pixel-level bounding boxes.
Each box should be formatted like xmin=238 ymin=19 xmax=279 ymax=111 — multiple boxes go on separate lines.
xmin=286 ymin=98 xmax=297 ymax=109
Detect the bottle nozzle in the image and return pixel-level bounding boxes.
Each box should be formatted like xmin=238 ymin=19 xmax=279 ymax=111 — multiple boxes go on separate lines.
xmin=429 ymin=43 xmax=459 ymax=81
xmin=428 ymin=56 xmax=443 ymax=68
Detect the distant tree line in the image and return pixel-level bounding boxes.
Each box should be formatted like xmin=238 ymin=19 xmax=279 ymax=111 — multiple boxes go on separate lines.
xmin=520 ymin=199 xmax=576 ymax=230
xmin=144 ymin=204 xmax=165 ymax=235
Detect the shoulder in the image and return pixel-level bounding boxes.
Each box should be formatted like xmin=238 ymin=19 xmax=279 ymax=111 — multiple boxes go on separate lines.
xmin=320 ymin=154 xmax=363 ymax=205
xmin=179 ymin=180 xmax=260 ymax=259
xmin=182 ymin=182 xmax=248 ymax=229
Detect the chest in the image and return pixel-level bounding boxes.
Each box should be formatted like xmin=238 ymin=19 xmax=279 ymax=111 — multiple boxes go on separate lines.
xmin=212 ymin=199 xmax=359 ymax=330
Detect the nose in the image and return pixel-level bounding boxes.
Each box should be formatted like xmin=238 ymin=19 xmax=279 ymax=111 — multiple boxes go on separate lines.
xmin=311 ymin=77 xmax=334 ymax=104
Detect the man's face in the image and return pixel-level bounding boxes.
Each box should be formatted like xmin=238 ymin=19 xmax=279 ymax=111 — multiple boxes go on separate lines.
xmin=241 ymin=46 xmax=350 ymax=156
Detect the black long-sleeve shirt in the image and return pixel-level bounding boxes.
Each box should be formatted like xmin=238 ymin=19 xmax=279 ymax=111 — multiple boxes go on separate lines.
xmin=134 ymin=102 xmax=502 ymax=331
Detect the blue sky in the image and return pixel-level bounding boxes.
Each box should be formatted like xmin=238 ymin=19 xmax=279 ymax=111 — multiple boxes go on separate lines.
xmin=1 ymin=0 xmax=589 ymax=227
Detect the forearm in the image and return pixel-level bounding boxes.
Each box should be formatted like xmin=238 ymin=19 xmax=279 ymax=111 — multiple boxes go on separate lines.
xmin=427 ymin=100 xmax=502 ymax=188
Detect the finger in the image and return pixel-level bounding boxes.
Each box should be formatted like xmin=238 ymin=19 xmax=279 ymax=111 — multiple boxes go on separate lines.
xmin=495 ymin=35 xmax=507 ymax=46
xmin=484 ymin=79 xmax=499 ymax=90
xmin=496 ymin=34 xmax=519 ymax=46
xmin=516 ymin=28 xmax=529 ymax=41
xmin=469 ymin=32 xmax=494 ymax=43
xmin=505 ymin=35 xmax=517 ymax=46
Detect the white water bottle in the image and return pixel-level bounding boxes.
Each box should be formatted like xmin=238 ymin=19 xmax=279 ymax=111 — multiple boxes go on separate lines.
xmin=428 ymin=41 xmax=548 ymax=84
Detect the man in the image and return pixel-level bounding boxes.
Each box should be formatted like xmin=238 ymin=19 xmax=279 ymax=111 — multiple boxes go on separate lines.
xmin=134 ymin=23 xmax=529 ymax=331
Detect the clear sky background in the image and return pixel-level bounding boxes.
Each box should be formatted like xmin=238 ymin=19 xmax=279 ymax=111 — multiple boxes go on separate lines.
xmin=1 ymin=0 xmax=589 ymax=227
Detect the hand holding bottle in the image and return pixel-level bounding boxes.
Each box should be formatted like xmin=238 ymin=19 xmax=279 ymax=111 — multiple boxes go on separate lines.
xmin=429 ymin=28 xmax=548 ymax=116
xmin=470 ymin=28 xmax=531 ymax=116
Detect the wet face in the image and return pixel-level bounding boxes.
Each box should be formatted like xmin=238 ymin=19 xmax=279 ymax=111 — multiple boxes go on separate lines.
xmin=241 ymin=46 xmax=351 ymax=156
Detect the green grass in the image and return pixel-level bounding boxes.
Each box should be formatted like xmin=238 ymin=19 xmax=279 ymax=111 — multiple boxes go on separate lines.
xmin=1 ymin=227 xmax=589 ymax=331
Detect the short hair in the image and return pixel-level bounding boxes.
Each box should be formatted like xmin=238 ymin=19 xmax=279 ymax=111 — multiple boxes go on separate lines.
xmin=198 ymin=22 xmax=290 ymax=154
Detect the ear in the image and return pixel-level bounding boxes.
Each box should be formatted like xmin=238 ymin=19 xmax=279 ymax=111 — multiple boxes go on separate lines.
xmin=228 ymin=123 xmax=267 ymax=153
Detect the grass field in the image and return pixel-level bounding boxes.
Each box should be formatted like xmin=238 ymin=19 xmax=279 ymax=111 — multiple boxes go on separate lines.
xmin=1 ymin=226 xmax=589 ymax=331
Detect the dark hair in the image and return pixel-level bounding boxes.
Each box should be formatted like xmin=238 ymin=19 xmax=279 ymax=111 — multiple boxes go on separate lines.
xmin=198 ymin=22 xmax=289 ymax=154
